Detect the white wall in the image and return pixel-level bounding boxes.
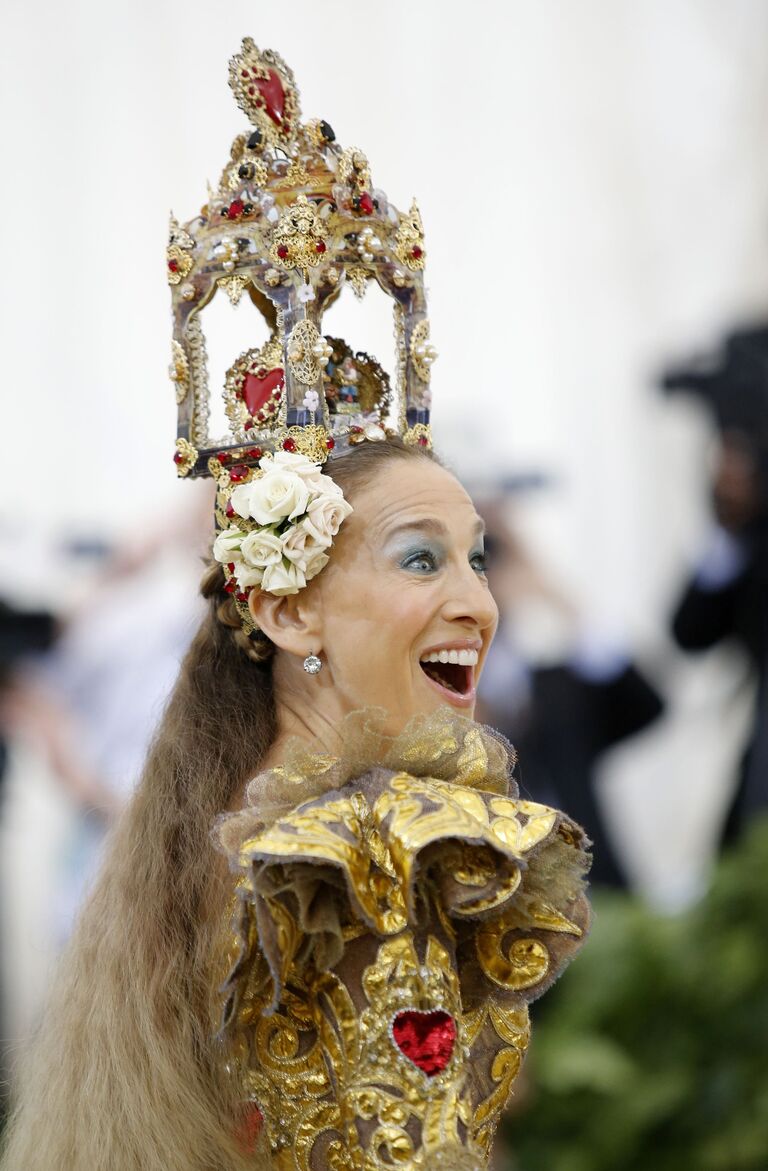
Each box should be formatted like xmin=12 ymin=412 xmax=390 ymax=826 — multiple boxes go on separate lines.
xmin=2 ymin=0 xmax=768 ymax=629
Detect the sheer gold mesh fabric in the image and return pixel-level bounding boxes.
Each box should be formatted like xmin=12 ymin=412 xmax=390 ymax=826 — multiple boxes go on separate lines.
xmin=215 ymin=711 xmax=590 ymax=1169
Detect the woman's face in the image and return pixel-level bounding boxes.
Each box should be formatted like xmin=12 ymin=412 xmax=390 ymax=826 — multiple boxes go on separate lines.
xmin=310 ymin=458 xmax=498 ymax=731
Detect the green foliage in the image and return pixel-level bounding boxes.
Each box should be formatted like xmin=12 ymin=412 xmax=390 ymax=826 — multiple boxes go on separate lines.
xmin=505 ymin=818 xmax=768 ymax=1171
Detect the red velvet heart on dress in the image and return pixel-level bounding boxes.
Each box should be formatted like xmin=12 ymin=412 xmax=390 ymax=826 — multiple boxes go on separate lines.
xmin=391 ymin=1009 xmax=456 ymax=1076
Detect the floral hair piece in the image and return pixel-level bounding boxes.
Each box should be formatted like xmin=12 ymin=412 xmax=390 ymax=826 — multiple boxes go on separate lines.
xmin=212 ymin=451 xmax=352 ymax=609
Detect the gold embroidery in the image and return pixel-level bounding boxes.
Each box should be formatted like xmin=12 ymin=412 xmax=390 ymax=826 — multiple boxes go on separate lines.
xmin=219 ymin=716 xmax=590 ymax=1168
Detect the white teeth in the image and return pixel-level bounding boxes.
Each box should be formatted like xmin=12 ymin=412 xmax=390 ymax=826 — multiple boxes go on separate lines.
xmin=420 ymin=648 xmax=479 ymax=666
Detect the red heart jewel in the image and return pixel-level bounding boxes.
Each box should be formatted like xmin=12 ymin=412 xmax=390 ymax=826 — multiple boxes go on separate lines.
xmin=243 ymin=367 xmax=284 ymax=418
xmin=392 ymin=1010 xmax=456 ymax=1076
xmin=256 ymin=69 xmax=285 ymax=126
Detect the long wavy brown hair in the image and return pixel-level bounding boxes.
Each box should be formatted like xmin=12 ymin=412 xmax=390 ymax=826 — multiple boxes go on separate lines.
xmin=1 ymin=438 xmax=435 ymax=1170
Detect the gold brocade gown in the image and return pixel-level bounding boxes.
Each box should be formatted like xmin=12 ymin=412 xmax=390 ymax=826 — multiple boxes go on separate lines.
xmin=214 ymin=710 xmax=591 ymax=1170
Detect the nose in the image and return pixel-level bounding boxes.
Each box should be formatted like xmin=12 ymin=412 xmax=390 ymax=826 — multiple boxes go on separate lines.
xmin=441 ymin=560 xmax=498 ymax=637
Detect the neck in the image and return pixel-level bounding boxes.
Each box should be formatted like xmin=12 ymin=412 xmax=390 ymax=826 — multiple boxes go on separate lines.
xmin=258 ymin=656 xmax=348 ymax=771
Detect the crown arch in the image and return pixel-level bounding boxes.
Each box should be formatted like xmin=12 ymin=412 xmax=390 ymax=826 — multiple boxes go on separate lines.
xmin=168 ymin=38 xmax=436 ymax=479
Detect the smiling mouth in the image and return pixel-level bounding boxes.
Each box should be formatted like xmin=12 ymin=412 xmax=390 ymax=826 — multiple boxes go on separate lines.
xmin=419 ymin=660 xmax=472 ymax=697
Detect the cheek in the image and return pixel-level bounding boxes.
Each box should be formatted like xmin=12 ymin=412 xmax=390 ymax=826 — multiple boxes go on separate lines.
xmin=323 ymin=579 xmax=436 ymax=680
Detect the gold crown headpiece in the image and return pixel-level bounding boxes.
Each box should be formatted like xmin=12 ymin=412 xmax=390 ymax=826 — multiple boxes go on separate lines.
xmin=169 ymin=38 xmax=435 ymax=484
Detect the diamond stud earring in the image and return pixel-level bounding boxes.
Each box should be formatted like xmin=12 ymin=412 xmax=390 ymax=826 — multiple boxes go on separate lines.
xmin=303 ymin=652 xmax=322 ymax=675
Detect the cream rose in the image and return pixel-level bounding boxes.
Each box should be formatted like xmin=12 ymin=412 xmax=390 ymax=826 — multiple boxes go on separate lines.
xmin=212 ymin=527 xmax=245 ymax=562
xmin=234 ymin=562 xmax=265 ymax=589
xmin=303 ymin=492 xmax=354 ymax=544
xmin=239 ymin=528 xmax=284 ymax=569
xmin=245 ymin=467 xmax=310 ymax=525
xmin=228 ymin=481 xmax=258 ymax=521
xmin=303 ymin=547 xmax=330 ymax=581
xmin=267 ymin=450 xmax=326 ymax=487
xmin=281 ymin=517 xmax=331 ymax=565
xmin=260 ymin=560 xmax=307 ymax=596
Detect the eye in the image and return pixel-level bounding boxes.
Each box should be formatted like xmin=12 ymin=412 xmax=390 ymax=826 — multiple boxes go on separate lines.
xmin=402 ymin=549 xmax=439 ymax=573
xmin=470 ymin=551 xmax=488 ymax=575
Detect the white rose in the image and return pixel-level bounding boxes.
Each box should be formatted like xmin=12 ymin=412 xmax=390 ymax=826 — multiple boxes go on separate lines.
xmin=229 ymin=481 xmax=258 ymax=520
xmin=246 ymin=468 xmax=310 ymax=525
xmin=303 ymin=492 xmax=353 ymax=544
xmin=303 ymin=548 xmax=330 ymax=582
xmin=234 ymin=561 xmax=264 ymax=590
xmin=239 ymin=528 xmax=285 ymax=569
xmin=312 ymin=474 xmax=344 ymax=501
xmin=260 ymin=560 xmax=307 ymax=596
xmin=282 ymin=518 xmax=331 ymax=566
xmin=266 ymin=450 xmax=325 ymax=486
xmin=212 ymin=527 xmax=245 ymax=564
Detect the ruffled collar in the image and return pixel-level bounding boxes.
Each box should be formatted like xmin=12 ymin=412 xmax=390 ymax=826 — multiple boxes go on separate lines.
xmin=215 ymin=707 xmax=516 ymax=851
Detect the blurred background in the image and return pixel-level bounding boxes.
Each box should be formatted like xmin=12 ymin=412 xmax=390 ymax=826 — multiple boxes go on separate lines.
xmin=2 ymin=0 xmax=768 ymax=1166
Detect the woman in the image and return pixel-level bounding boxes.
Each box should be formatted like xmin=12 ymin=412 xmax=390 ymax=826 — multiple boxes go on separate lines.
xmin=2 ymin=42 xmax=589 ymax=1171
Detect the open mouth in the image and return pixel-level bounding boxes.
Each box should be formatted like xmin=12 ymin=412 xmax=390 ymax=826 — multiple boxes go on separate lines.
xmin=419 ymin=659 xmax=472 ymax=696
xmin=418 ymin=648 xmax=479 ymax=703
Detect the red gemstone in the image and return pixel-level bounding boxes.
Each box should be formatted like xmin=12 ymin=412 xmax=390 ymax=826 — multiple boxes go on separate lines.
xmin=168 ymin=258 xmax=179 ymax=272
xmin=247 ymin=447 xmax=263 ymax=460
xmin=392 ymin=1010 xmax=456 ymax=1076
xmin=173 ymin=450 xmax=183 ymax=464
xmin=225 ymin=500 xmax=235 ymax=518
xmin=216 ymin=451 xmax=231 ymax=464
xmin=255 ymin=68 xmax=285 ymax=125
xmin=326 ymin=436 xmax=335 ymax=450
xmin=411 ymin=245 xmax=423 ymax=259
xmin=236 ymin=591 xmax=249 ymax=603
xmin=244 ymin=418 xmax=254 ymax=430
xmin=282 ymin=437 xmax=297 ymax=452
xmin=276 ymin=243 xmax=289 ymax=259
xmin=243 ymin=367 xmax=284 ymax=417
xmin=315 ymin=240 xmax=327 ymax=254
xmin=358 ymin=192 xmax=374 ymax=215
xmin=224 ymin=579 xmax=236 ymax=594
xmin=229 ymin=464 xmax=249 ymax=482
xmin=227 ymin=562 xmax=235 ymax=573
xmin=228 ymin=200 xmax=244 ymax=220
xmin=418 ymin=436 xmax=429 ymax=447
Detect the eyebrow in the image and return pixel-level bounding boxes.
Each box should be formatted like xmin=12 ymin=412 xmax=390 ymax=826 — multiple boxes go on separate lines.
xmin=384 ymin=517 xmax=486 ymax=540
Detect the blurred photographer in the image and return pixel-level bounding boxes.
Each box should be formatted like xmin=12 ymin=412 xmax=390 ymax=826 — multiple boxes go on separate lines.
xmin=666 ymin=326 xmax=768 ymax=843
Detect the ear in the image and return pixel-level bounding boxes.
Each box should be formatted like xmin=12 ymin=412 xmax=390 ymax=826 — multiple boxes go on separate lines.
xmin=248 ymin=586 xmax=323 ymax=658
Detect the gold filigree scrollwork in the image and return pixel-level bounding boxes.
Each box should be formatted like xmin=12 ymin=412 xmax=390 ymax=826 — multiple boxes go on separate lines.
xmin=270 ymin=195 xmax=327 ymax=270
xmin=173 ymin=437 xmax=198 ymax=477
xmin=394 ymin=199 xmax=426 ymax=270
xmin=346 ymin=267 xmax=370 ymax=299
xmin=185 ymin=315 xmax=210 ymax=449
xmin=280 ymin=424 xmax=332 ymax=465
xmin=469 ymin=1003 xmax=531 ymax=1155
xmin=410 ymin=318 xmax=438 ymax=383
xmin=218 ymin=274 xmax=249 ymax=306
xmin=475 ymin=921 xmax=551 ymax=991
xmin=167 ymin=242 xmax=194 ymax=285
xmin=287 ymin=320 xmax=332 ymax=386
xmin=228 ymin=39 xmax=301 ymax=148
xmin=169 ymin=341 xmax=190 ymax=404
xmin=403 ymin=422 xmax=432 ymax=450
xmin=337 ymin=146 xmax=372 ymax=192
xmin=224 ymin=335 xmax=284 ymax=436
xmin=167 ymin=214 xmax=195 ymax=285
